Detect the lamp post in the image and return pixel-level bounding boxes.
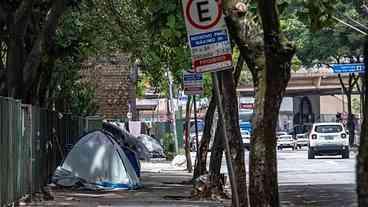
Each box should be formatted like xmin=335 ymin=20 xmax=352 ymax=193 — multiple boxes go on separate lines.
xmin=166 ymin=67 xmax=179 ymax=154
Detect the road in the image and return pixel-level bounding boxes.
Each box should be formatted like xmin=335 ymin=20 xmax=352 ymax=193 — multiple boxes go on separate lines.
xmin=220 ymin=148 xmax=357 ymax=206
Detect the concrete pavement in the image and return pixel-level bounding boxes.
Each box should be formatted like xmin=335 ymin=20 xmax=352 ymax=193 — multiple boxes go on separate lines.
xmin=19 ymin=149 xmax=358 ymax=206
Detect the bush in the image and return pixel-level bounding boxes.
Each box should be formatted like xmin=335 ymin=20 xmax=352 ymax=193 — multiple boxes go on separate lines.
xmin=163 ymin=133 xmax=175 ymax=160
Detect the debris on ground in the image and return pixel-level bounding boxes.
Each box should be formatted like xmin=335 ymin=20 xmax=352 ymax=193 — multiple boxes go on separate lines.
xmin=171 ymin=155 xmax=187 ymax=169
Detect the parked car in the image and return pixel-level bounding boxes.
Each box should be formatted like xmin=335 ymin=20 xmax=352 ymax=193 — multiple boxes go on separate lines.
xmin=241 ymin=129 xmax=251 ymax=150
xmin=277 ymin=134 xmax=296 ymax=150
xmin=308 ymin=122 xmax=349 ymax=159
xmin=295 ymin=133 xmax=309 ymax=149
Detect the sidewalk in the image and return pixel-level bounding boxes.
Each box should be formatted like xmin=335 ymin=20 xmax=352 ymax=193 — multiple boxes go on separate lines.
xmin=18 ymin=160 xmax=357 ymax=207
xmin=18 ymin=161 xmax=229 ymax=207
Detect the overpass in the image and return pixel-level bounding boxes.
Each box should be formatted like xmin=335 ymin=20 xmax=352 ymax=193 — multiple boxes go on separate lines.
xmin=237 ymin=72 xmax=359 ymax=97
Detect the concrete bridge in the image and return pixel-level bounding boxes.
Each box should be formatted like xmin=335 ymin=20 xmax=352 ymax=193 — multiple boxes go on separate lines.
xmin=237 ymin=72 xmax=360 ymax=97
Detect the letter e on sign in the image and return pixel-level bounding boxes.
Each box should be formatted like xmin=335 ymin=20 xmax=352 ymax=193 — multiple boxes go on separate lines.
xmin=186 ymin=0 xmax=222 ymax=30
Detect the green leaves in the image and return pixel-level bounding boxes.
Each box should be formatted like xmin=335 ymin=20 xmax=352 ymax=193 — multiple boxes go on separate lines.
xmin=286 ymin=0 xmax=338 ymax=31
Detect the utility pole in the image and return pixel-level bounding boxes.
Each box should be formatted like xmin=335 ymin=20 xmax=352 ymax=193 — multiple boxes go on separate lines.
xmin=167 ymin=67 xmax=179 ymax=154
xmin=193 ymin=95 xmax=199 ymax=154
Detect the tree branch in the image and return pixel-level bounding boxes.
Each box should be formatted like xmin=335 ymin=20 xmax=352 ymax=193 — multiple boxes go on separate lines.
xmin=234 ymin=55 xmax=244 ymax=87
xmin=225 ymin=10 xmax=264 ymax=88
xmin=338 ymin=74 xmax=349 ymax=95
xmin=351 ymin=73 xmax=360 ymax=89
xmin=15 ymin=0 xmax=36 ymax=24
xmin=0 ymin=4 xmax=7 ymax=23
xmin=23 ymin=0 xmax=67 ymax=89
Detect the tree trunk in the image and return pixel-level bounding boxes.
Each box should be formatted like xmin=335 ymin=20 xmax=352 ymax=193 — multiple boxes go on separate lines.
xmin=338 ymin=73 xmax=358 ymax=146
xmin=6 ymin=13 xmax=27 ymax=99
xmin=193 ymin=55 xmax=244 ymax=181
xmin=224 ymin=1 xmax=295 ymax=206
xmin=357 ymin=37 xmax=368 ymax=207
xmin=193 ymin=93 xmax=216 ymax=179
xmin=249 ymin=0 xmax=295 ymax=204
xmin=185 ymin=96 xmax=193 ymax=173
xmin=208 ymin=120 xmax=226 ymax=197
xmin=219 ymin=69 xmax=248 ymax=207
xmin=347 ymin=92 xmax=355 ymax=146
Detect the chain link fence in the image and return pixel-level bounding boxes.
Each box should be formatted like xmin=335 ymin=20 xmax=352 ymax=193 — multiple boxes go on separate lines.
xmin=0 ymin=96 xmax=102 ymax=206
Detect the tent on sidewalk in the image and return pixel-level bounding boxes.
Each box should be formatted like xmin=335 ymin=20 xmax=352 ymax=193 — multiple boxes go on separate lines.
xmin=103 ymin=122 xmax=151 ymax=161
xmin=53 ymin=130 xmax=141 ymax=190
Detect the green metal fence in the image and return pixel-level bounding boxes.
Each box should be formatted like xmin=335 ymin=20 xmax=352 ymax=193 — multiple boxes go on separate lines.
xmin=0 ymin=97 xmax=102 ymax=206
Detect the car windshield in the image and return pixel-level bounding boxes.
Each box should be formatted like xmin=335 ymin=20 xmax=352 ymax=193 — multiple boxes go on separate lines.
xmin=315 ymin=125 xmax=343 ymax=133
xmin=279 ymin=136 xmax=292 ymax=140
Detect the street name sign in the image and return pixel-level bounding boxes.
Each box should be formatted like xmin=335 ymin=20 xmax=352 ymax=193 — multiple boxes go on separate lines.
xmin=332 ymin=63 xmax=365 ymax=74
xmin=182 ymin=0 xmax=232 ymax=73
xmin=183 ymin=71 xmax=203 ymax=95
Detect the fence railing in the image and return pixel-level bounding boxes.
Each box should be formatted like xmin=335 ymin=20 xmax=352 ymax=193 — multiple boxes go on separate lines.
xmin=0 ymin=97 xmax=102 ymax=206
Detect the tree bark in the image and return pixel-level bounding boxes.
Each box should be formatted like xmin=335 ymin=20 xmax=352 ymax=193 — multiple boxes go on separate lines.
xmin=208 ymin=119 xmax=225 ymax=196
xmin=193 ymin=93 xmax=216 ymax=179
xmin=23 ymin=0 xmax=67 ymax=100
xmin=5 ymin=0 xmax=35 ymax=98
xmin=357 ymin=36 xmax=368 ymax=207
xmin=185 ymin=96 xmax=193 ymax=173
xmin=193 ymin=55 xmax=244 ymax=181
xmin=339 ymin=73 xmax=358 ymax=146
xmin=225 ymin=1 xmax=295 ymax=206
xmin=248 ymin=1 xmax=295 ymax=206
xmin=219 ymin=69 xmax=248 ymax=207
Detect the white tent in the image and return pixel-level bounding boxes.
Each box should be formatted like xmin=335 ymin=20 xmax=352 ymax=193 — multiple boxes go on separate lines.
xmin=53 ymin=130 xmax=141 ymax=190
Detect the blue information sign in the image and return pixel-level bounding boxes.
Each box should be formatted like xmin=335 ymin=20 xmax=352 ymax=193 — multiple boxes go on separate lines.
xmin=183 ymin=73 xmax=203 ymax=82
xmin=332 ymin=63 xmax=365 ymax=74
xmin=189 ymin=30 xmax=229 ymax=48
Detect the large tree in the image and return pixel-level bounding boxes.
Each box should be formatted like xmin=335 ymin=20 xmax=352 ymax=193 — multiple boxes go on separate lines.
xmin=225 ymin=0 xmax=295 ymax=206
xmin=0 ymin=1 xmax=68 ymax=102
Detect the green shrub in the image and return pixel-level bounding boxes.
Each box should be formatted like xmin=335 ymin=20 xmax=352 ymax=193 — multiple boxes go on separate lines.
xmin=163 ymin=133 xmax=175 ymax=160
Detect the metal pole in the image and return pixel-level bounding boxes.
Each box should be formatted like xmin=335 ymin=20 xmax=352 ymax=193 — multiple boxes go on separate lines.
xmin=342 ymin=87 xmax=346 ymax=112
xmin=167 ymin=67 xmax=179 ymax=154
xmin=193 ymin=95 xmax=199 ymax=153
xmin=212 ymin=72 xmax=240 ymax=207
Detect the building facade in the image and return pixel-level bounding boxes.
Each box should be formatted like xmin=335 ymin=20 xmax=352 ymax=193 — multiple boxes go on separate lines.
xmin=81 ymin=54 xmax=132 ymax=119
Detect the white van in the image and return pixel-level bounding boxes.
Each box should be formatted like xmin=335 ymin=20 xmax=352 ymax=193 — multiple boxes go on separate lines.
xmin=308 ymin=123 xmax=349 ymax=159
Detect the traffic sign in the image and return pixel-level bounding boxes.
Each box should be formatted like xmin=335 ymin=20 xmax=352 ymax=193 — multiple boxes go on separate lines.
xmin=182 ymin=0 xmax=232 ymax=73
xmin=331 ymin=63 xmax=365 ymax=74
xmin=183 ymin=71 xmax=203 ymax=95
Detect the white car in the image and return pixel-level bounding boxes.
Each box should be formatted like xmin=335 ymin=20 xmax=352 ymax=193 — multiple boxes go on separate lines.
xmin=308 ymin=123 xmax=349 ymax=159
xmin=295 ymin=133 xmax=309 ymax=149
xmin=277 ymin=134 xmax=296 ymax=150
xmin=241 ymin=129 xmax=251 ymax=150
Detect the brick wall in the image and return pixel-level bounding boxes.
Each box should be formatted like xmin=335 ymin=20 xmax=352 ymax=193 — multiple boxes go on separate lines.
xmin=81 ymin=54 xmax=131 ymax=119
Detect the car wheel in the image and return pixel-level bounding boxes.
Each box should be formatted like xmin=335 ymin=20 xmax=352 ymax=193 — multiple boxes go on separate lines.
xmin=342 ymin=149 xmax=350 ymax=159
xmin=308 ymin=149 xmax=315 ymax=159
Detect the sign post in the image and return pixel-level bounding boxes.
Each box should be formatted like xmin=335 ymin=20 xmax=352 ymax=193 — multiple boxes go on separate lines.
xmin=183 ymin=72 xmax=202 ymax=154
xmin=331 ymin=63 xmax=365 ymax=74
xmin=182 ymin=1 xmax=239 ymax=206
xmin=183 ymin=72 xmax=204 ymax=96
xmin=182 ymin=0 xmax=233 ymax=73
